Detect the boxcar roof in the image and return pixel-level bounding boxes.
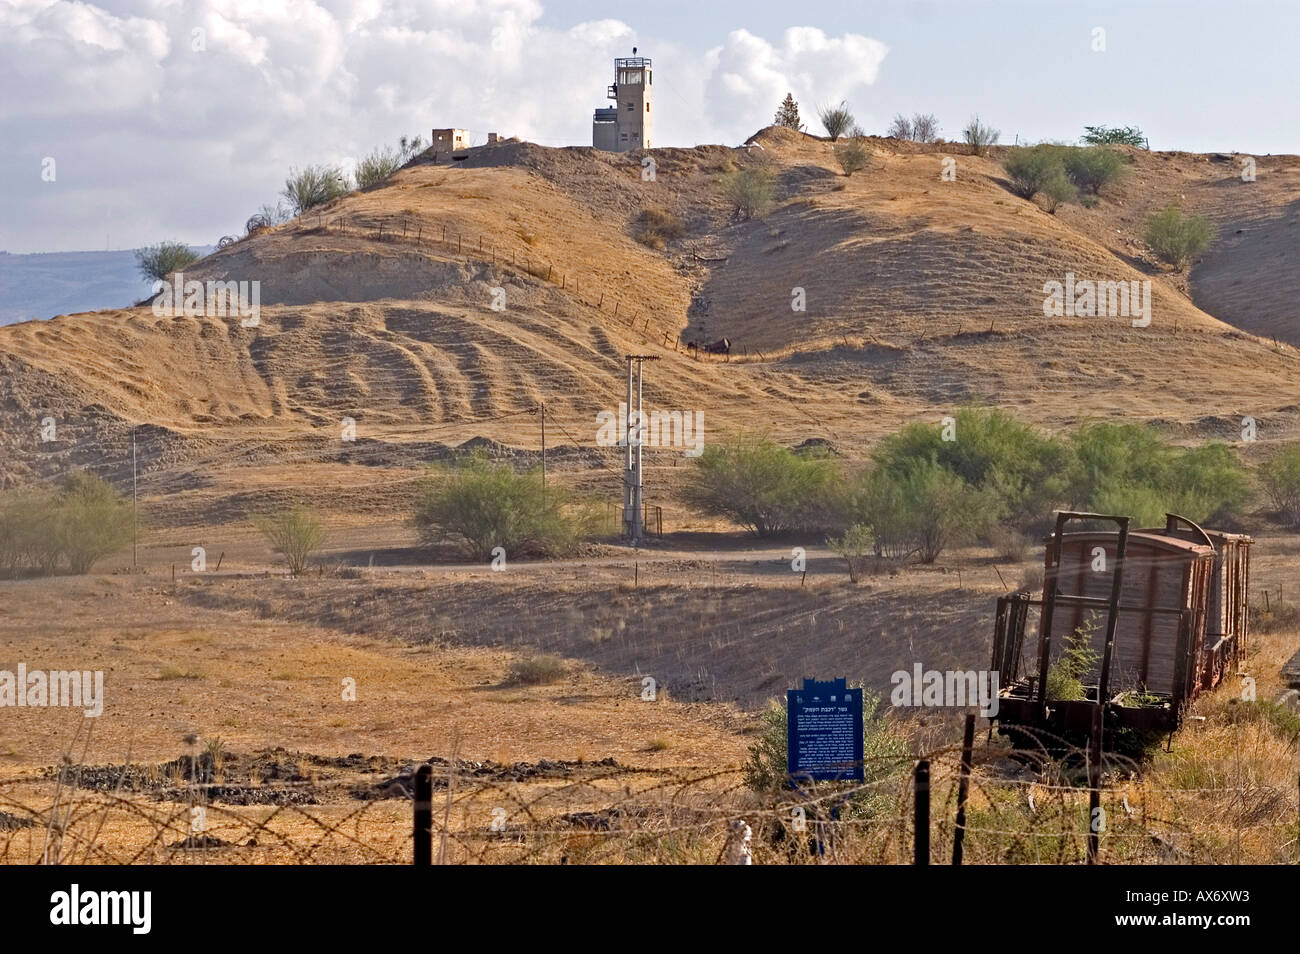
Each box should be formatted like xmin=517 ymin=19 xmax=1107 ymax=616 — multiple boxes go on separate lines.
xmin=1047 ymin=530 xmax=1213 ymax=557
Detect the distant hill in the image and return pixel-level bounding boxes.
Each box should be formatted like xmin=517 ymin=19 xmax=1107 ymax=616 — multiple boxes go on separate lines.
xmin=0 ymin=247 xmax=212 ymax=326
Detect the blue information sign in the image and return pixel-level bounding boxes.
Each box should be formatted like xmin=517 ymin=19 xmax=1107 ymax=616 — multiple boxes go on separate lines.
xmin=787 ymin=677 xmax=864 ymax=783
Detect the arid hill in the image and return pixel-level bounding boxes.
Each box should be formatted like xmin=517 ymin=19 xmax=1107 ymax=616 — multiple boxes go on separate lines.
xmin=3 ymin=126 xmax=1299 ymax=510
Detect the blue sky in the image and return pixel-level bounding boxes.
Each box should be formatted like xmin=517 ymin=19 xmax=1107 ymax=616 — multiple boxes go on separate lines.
xmin=1 ymin=0 xmax=1295 ymax=254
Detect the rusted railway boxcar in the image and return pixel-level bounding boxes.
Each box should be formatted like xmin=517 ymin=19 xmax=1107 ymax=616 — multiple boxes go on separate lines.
xmin=992 ymin=512 xmax=1252 ymax=737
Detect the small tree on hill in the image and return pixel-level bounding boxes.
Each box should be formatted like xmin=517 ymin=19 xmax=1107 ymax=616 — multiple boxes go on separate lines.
xmin=52 ymin=471 xmax=134 ymax=574
xmin=835 ymin=140 xmax=871 ymax=176
xmin=1081 ymin=125 xmax=1145 ymax=147
xmin=774 ymin=93 xmax=802 ymax=130
xmin=886 ymin=114 xmax=912 ymax=140
xmin=910 ymin=113 xmax=939 ymax=143
xmin=1063 ymin=146 xmax=1127 ymax=195
xmin=963 ymin=116 xmax=1000 ymax=156
xmin=355 ymin=146 xmax=403 ymax=188
xmin=1144 ymin=204 xmax=1215 ymax=271
xmin=818 ymin=101 xmax=855 ymax=141
xmin=135 ymin=242 xmax=199 ymax=283
xmin=253 ymin=505 xmax=324 ymax=576
xmin=720 ymin=166 xmax=777 ymax=220
xmin=281 ymin=164 xmax=351 ymax=215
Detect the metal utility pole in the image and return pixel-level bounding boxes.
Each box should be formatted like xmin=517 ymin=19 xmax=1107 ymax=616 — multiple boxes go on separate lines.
xmin=131 ymin=428 xmax=138 ymax=570
xmin=622 ymin=355 xmax=659 ymax=543
xmin=540 ymin=402 xmax=546 ymax=493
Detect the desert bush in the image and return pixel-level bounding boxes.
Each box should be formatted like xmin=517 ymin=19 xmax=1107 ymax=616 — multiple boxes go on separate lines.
xmin=252 ymin=505 xmax=324 ymax=576
xmin=773 ymin=93 xmax=802 ymax=130
xmin=834 ymin=140 xmax=871 ymax=176
xmin=1066 ymin=422 xmax=1246 ymax=525
xmin=886 ymin=114 xmax=912 ymax=139
xmin=635 ymin=206 xmax=685 ymax=248
xmin=1258 ymin=443 xmax=1300 ymax=527
xmin=281 ymin=164 xmax=351 ymax=215
xmin=1003 ymin=144 xmax=1067 ymax=199
xmin=1081 ymin=125 xmax=1145 ymax=147
xmin=818 ymin=102 xmax=855 ymax=141
xmin=683 ymin=432 xmax=838 ymax=537
xmin=963 ymin=116 xmax=999 ymax=155
xmin=413 ymin=454 xmax=594 ymax=560
xmin=54 ymin=471 xmax=135 ymax=574
xmin=1062 ymin=146 xmax=1127 ymax=195
xmin=828 ymin=523 xmax=874 ymax=582
xmin=1144 ymin=204 xmax=1215 ymax=271
xmin=355 ymin=146 xmax=403 ymax=188
xmin=720 ymin=166 xmax=777 ymax=220
xmin=1038 ymin=168 xmax=1078 ymax=213
xmin=398 ymin=134 xmax=425 ymax=160
xmin=871 ymin=407 xmax=1073 ymax=533
xmin=506 ymin=655 xmax=566 ymax=686
xmin=910 ymin=113 xmax=939 ymax=143
xmin=742 ymin=690 xmax=908 ymax=814
xmin=843 ymin=459 xmax=992 ymax=563
xmin=0 ymin=489 xmax=59 ymax=576
xmin=888 ymin=113 xmax=939 ymax=142
xmin=135 ymin=242 xmax=199 ymax=283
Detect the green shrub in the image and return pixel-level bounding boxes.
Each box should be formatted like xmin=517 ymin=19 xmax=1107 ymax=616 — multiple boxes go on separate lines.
xmin=720 ymin=166 xmax=777 ymax=220
xmin=1038 ymin=167 xmax=1078 ymax=213
xmin=1067 ymin=422 xmax=1246 ymax=524
xmin=252 ymin=505 xmax=324 ymax=576
xmin=281 ymin=164 xmax=351 ymax=215
xmin=963 ymin=116 xmax=999 ymax=155
xmin=834 ymin=140 xmax=871 ymax=176
xmin=817 ymin=101 xmax=855 ymax=141
xmin=355 ymin=146 xmax=403 ymax=188
xmin=742 ymin=690 xmax=909 ymax=817
xmin=871 ymin=408 xmax=1072 ymax=533
xmin=684 ymin=432 xmax=837 ymax=537
xmin=1062 ymin=146 xmax=1127 ymax=195
xmin=1144 ymin=204 xmax=1215 ymax=270
xmin=828 ymin=523 xmax=874 ymax=581
xmin=1258 ymin=443 xmax=1300 ymax=527
xmin=1045 ymin=619 xmax=1100 ymax=701
xmin=135 ymin=242 xmax=199 ymax=283
xmin=1003 ymin=144 xmax=1067 ymax=199
xmin=413 ymin=454 xmax=594 ymax=560
xmin=54 ymin=471 xmax=135 ymax=574
xmin=1081 ymin=125 xmax=1145 ymax=147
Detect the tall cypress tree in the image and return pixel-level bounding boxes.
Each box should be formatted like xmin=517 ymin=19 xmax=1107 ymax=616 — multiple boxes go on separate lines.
xmin=773 ymin=93 xmax=802 ymax=130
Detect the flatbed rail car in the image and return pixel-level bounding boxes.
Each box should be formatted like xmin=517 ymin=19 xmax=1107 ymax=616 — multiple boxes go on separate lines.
xmin=991 ymin=512 xmax=1252 ymax=736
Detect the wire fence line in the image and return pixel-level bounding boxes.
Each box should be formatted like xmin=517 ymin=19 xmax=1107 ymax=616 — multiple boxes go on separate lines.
xmin=3 ymin=728 xmax=1295 ymax=865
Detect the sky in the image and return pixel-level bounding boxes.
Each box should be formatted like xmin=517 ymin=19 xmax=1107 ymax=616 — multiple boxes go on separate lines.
xmin=2 ymin=0 xmax=1297 ymax=254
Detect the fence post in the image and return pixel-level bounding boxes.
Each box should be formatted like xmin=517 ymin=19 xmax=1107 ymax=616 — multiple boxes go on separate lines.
xmin=1087 ymin=704 xmax=1103 ymax=864
xmin=413 ymin=764 xmax=433 ymax=866
xmin=913 ymin=759 xmax=930 ymax=865
xmin=952 ymin=713 xmax=976 ymax=865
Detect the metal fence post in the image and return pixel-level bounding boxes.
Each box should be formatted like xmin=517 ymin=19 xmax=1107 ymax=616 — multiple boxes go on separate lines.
xmin=914 ymin=759 xmax=930 ymax=865
xmin=413 ymin=764 xmax=432 ymax=865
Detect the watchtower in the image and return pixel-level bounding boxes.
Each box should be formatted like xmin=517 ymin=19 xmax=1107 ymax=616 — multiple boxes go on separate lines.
xmin=592 ymin=51 xmax=652 ymax=152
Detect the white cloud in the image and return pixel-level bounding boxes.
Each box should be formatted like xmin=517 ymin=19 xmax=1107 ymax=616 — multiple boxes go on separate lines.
xmin=0 ymin=1 xmax=888 ymax=252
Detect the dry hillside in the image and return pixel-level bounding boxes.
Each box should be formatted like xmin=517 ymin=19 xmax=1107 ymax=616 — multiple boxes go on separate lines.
xmin=2 ymin=126 xmax=1299 ymax=512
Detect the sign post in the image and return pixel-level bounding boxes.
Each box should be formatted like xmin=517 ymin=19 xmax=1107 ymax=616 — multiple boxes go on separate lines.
xmin=787 ymin=677 xmax=864 ymax=784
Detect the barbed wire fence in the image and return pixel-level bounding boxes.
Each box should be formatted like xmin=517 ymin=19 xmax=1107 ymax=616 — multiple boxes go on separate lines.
xmin=3 ymin=721 xmax=1296 ymax=865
